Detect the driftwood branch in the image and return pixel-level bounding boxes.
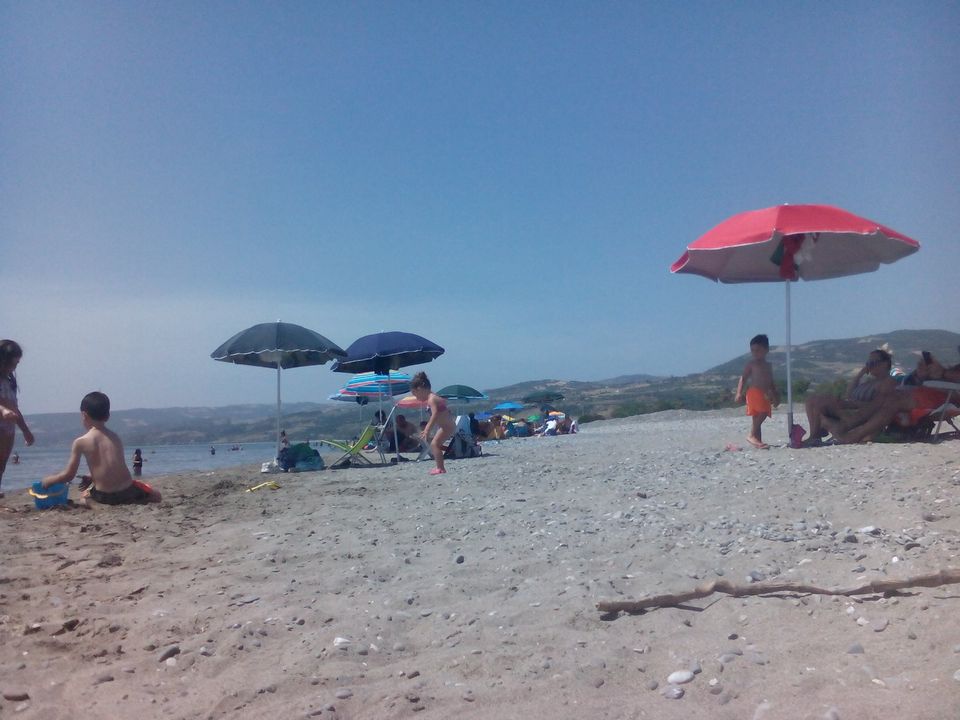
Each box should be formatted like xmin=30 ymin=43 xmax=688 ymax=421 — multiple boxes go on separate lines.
xmin=596 ymin=568 xmax=960 ymax=614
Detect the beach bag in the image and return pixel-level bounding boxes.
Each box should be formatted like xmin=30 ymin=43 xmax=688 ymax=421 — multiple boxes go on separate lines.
xmin=279 ymin=443 xmax=324 ymax=471
xmin=444 ymin=431 xmax=481 ymax=459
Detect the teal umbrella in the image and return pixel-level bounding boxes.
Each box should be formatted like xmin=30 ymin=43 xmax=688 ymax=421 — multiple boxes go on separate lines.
xmin=522 ymin=390 xmax=565 ymax=405
xmin=438 ymin=385 xmax=487 ymax=401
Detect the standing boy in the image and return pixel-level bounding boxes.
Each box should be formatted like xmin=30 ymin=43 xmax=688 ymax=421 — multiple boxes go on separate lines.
xmin=735 ymin=334 xmax=780 ymax=449
xmin=42 ymin=391 xmax=161 ymax=504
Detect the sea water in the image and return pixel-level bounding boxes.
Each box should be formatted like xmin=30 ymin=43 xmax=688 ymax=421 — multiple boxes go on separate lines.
xmin=0 ymin=441 xmax=279 ymax=493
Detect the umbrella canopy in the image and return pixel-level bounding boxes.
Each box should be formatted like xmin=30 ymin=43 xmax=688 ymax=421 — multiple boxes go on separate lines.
xmin=329 ymin=390 xmax=369 ymax=405
xmin=211 ymin=321 xmax=346 ymax=369
xmin=396 ymin=394 xmax=430 ymax=410
xmin=211 ymin=321 xmax=347 ymax=458
xmin=522 ymin=390 xmax=565 ymax=405
xmin=671 ymin=204 xmax=920 ymax=441
xmin=670 ymin=204 xmax=919 ymax=283
xmin=332 ymin=331 xmax=445 ymax=375
xmin=343 ymin=371 xmax=412 ymax=397
xmin=493 ymin=401 xmax=524 ymax=412
xmin=437 ymin=384 xmax=488 ymax=401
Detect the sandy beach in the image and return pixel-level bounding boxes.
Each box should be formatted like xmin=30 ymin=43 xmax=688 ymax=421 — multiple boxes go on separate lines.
xmin=2 ymin=409 xmax=959 ymax=720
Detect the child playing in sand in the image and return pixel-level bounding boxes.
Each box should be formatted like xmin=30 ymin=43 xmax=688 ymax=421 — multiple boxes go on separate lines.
xmin=42 ymin=391 xmax=161 ymax=505
xmin=410 ymin=372 xmax=455 ymax=475
xmin=0 ymin=340 xmax=35 ymax=499
xmin=735 ymin=334 xmax=780 ymax=449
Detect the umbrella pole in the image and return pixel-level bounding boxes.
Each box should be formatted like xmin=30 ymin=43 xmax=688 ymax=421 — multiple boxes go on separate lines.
xmin=785 ymin=279 xmax=794 ymax=438
xmin=276 ymin=366 xmax=282 ymax=461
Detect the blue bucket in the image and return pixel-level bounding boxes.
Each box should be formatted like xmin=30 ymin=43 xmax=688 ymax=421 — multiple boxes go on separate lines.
xmin=29 ymin=482 xmax=69 ymax=509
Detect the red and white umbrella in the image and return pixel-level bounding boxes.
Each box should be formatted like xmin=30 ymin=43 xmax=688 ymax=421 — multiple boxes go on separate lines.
xmin=671 ymin=204 xmax=920 ymax=440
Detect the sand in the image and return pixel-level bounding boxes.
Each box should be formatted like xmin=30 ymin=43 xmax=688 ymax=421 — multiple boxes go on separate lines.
xmin=2 ymin=409 xmax=959 ymax=720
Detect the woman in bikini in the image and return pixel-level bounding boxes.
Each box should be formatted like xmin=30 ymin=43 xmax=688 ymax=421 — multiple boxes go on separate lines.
xmin=410 ymin=371 xmax=455 ymax=475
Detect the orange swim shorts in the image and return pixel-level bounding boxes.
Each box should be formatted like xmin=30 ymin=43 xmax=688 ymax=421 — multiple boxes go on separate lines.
xmin=746 ymin=387 xmax=771 ymax=417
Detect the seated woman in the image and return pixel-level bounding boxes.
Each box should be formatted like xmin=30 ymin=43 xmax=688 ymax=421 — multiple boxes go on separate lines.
xmin=803 ymin=349 xmax=897 ymax=444
xmin=822 ymin=352 xmax=958 ymax=443
xmin=393 ymin=414 xmax=421 ymax=452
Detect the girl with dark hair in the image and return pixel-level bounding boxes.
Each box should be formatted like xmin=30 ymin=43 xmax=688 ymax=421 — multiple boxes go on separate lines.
xmin=0 ymin=340 xmax=35 ymax=497
xmin=410 ymin=371 xmax=455 ymax=475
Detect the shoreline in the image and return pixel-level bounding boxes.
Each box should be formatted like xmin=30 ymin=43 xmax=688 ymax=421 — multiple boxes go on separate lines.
xmin=2 ymin=409 xmax=958 ymax=719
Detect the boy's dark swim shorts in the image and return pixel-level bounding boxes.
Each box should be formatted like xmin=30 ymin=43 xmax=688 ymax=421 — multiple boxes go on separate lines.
xmin=88 ymin=482 xmax=152 ymax=505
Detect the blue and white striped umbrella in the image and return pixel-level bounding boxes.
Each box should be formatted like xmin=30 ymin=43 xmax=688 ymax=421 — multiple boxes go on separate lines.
xmin=343 ymin=372 xmax=412 ymax=397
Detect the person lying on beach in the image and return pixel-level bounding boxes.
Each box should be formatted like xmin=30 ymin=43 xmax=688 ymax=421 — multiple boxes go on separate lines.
xmin=820 ymin=383 xmax=951 ymax=444
xmin=42 ymin=391 xmax=161 ymax=505
xmin=911 ymin=353 xmax=960 ymax=383
xmin=802 ymin=348 xmax=898 ymax=445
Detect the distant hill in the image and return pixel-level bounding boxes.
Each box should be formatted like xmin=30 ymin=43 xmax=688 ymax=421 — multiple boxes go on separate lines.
xmin=705 ymin=329 xmax=960 ymax=382
xmin=24 ymin=329 xmax=959 ymax=446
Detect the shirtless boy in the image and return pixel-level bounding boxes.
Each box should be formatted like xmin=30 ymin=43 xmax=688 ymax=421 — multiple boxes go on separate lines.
xmin=42 ymin=391 xmax=161 ymax=505
xmin=735 ymin=334 xmax=780 ymax=449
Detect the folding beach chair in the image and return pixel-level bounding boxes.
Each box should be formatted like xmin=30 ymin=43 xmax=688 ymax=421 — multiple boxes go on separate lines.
xmin=888 ymin=381 xmax=960 ymax=441
xmin=324 ymin=425 xmax=379 ymax=468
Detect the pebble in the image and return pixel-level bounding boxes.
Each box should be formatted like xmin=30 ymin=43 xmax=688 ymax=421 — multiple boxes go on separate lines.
xmin=455 ymin=555 xmax=465 ymax=564
xmin=746 ymin=651 xmax=768 ymax=666
xmin=645 ymin=680 xmax=659 ymax=691
xmin=2 ymin=690 xmax=30 ymax=702
xmin=158 ymin=645 xmax=181 ymax=662
xmin=847 ymin=643 xmax=865 ymax=655
xmin=93 ymin=674 xmax=114 ymax=685
xmin=667 ymin=670 xmax=694 ymax=685
xmin=873 ymin=619 xmax=889 ymax=633
xmin=954 ymin=669 xmax=960 ymax=682
xmin=333 ymin=637 xmax=351 ymax=647
xmin=824 ymin=707 xmax=841 ymax=720
xmin=661 ymin=686 xmax=684 ymax=699
xmin=334 ymin=688 xmax=353 ymax=699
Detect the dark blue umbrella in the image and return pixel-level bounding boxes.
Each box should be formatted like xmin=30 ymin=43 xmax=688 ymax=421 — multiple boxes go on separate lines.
xmin=332 ymin=331 xmax=445 ymax=375
xmin=212 ymin=321 xmax=346 ymax=459
xmin=333 ymin=331 xmax=444 ymax=461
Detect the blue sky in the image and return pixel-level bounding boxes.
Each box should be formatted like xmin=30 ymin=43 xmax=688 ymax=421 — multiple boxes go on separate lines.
xmin=2 ymin=2 xmax=958 ymax=414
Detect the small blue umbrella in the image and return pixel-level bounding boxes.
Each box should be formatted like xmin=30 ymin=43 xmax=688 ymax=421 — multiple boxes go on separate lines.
xmin=493 ymin=401 xmax=523 ymax=412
